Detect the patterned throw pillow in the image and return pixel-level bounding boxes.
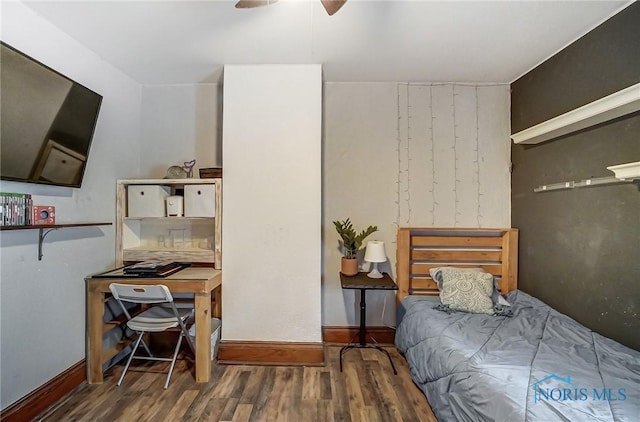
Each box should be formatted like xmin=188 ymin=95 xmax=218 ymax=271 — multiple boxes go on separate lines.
xmin=429 ymin=266 xmax=484 ymax=290
xmin=430 ymin=266 xmax=511 ymax=307
xmin=439 ymin=267 xmax=495 ymax=315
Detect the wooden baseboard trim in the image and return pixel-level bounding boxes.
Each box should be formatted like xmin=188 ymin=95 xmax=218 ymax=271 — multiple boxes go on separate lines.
xmin=322 ymin=326 xmax=396 ymax=345
xmin=218 ymin=341 xmax=324 ymax=365
xmin=1 ymin=360 xmax=85 ymax=422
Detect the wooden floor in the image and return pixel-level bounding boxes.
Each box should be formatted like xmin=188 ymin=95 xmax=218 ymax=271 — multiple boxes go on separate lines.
xmin=38 ymin=345 xmax=436 ymax=421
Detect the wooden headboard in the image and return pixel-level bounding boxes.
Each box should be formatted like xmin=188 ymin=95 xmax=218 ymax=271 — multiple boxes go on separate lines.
xmin=396 ymin=227 xmax=518 ymax=303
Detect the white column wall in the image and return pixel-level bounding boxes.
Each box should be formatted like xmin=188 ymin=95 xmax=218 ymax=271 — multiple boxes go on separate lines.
xmin=222 ymin=65 xmax=322 ymax=342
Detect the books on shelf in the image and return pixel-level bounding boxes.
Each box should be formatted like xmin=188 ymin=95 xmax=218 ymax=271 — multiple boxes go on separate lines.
xmin=0 ymin=192 xmax=33 ymax=227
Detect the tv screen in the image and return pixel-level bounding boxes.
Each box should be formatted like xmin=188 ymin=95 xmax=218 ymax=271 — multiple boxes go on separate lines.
xmin=0 ymin=41 xmax=102 ymax=188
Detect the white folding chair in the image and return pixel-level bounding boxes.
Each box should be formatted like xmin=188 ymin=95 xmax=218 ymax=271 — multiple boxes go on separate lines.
xmin=109 ymin=283 xmax=195 ymax=389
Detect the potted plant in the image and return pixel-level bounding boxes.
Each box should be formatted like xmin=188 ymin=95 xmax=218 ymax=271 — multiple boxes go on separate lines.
xmin=333 ymin=218 xmax=378 ymax=276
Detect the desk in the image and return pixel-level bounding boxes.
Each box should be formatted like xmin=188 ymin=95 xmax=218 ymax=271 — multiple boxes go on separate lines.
xmin=86 ymin=267 xmax=222 ymax=384
xmin=340 ymin=272 xmax=397 ymax=374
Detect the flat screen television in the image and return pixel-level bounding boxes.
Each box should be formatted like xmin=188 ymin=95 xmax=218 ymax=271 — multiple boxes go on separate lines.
xmin=1 ymin=41 xmax=102 ymax=188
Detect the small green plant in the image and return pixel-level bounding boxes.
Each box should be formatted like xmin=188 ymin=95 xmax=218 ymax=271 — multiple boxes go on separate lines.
xmin=333 ymin=218 xmax=378 ymax=259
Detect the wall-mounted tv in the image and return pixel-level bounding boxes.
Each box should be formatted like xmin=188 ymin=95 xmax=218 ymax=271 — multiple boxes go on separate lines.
xmin=1 ymin=41 xmax=102 ymax=188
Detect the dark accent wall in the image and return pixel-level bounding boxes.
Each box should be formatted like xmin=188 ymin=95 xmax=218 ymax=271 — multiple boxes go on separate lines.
xmin=511 ymin=3 xmax=640 ymax=351
xmin=512 ymin=2 xmax=640 ymax=132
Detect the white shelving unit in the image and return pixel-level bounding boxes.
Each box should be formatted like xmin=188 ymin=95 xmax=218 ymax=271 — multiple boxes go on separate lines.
xmin=115 ymin=178 xmax=221 ymax=268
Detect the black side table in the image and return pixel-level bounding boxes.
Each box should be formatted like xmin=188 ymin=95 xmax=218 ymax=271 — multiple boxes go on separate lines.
xmin=339 ymin=272 xmax=398 ymax=374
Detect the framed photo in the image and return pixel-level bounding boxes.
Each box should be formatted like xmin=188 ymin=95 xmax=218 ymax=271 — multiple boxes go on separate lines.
xmin=31 ymin=139 xmax=86 ymax=186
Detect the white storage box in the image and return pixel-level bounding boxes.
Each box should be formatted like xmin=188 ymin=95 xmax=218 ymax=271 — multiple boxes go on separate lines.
xmin=127 ymin=185 xmax=170 ymax=217
xmin=188 ymin=318 xmax=221 ymax=360
xmin=184 ymin=184 xmax=216 ymax=217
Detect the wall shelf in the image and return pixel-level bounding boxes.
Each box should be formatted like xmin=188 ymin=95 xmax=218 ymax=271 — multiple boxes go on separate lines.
xmin=0 ymin=222 xmax=112 ymax=260
xmin=533 ymin=176 xmax=631 ymax=193
xmin=534 ymin=161 xmax=640 ymax=193
xmin=607 ymin=161 xmax=640 ymax=180
xmin=512 ymin=83 xmax=640 ymax=145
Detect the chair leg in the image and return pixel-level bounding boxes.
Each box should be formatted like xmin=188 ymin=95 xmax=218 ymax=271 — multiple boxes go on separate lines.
xmin=118 ymin=333 xmax=144 ymax=386
xmin=164 ymin=333 xmax=184 ymax=389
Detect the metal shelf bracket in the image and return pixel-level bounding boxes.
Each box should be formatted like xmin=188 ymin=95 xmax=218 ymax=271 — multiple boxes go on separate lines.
xmin=38 ymin=228 xmax=59 ymax=261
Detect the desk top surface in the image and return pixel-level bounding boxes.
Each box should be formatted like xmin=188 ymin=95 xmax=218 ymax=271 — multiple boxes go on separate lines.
xmin=88 ymin=266 xmax=219 ymax=280
xmin=340 ymin=272 xmax=397 ymax=290
xmin=86 ymin=267 xmax=221 ymax=292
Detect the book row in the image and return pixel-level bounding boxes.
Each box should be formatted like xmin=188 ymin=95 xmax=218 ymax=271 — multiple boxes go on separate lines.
xmin=1 ymin=193 xmax=34 ymax=227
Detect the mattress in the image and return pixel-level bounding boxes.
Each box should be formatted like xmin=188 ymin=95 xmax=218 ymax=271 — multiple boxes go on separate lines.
xmin=395 ymin=290 xmax=640 ymax=421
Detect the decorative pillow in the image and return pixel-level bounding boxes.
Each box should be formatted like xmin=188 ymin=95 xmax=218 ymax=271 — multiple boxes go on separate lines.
xmin=429 ymin=266 xmax=483 ymax=290
xmin=430 ymin=266 xmax=511 ymax=307
xmin=438 ymin=267 xmax=495 ymax=315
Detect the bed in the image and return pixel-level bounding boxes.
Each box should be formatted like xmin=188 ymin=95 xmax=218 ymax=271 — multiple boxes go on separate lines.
xmin=394 ymin=227 xmax=640 ymax=422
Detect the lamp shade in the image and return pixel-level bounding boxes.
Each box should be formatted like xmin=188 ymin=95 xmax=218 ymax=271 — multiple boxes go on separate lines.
xmin=364 ymin=241 xmax=386 ymax=263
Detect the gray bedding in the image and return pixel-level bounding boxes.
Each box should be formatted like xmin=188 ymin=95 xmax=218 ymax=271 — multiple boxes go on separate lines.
xmin=395 ymin=290 xmax=640 ymax=421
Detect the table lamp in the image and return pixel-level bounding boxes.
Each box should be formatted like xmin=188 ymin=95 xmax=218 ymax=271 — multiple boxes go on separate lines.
xmin=364 ymin=241 xmax=386 ymax=278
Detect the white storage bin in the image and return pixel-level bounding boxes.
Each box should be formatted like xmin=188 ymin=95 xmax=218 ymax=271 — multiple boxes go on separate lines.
xmin=188 ymin=318 xmax=221 ymax=360
xmin=184 ymin=184 xmax=216 ymax=217
xmin=128 ymin=185 xmax=170 ymax=217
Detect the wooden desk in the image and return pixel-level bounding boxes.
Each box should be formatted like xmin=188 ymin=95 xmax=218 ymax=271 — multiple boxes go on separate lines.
xmin=86 ymin=267 xmax=222 ymax=384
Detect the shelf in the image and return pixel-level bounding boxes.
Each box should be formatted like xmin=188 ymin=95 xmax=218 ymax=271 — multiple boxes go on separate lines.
xmin=533 ymin=161 xmax=640 ymax=193
xmin=533 ymin=176 xmax=631 ymax=193
xmin=607 ymin=161 xmax=640 ymax=180
xmin=0 ymin=222 xmax=112 ymax=260
xmin=116 ymin=178 xmax=222 ymax=268
xmin=512 ymin=83 xmax=640 ymax=145
xmin=123 ymin=217 xmax=214 ymax=222
xmin=117 ymin=178 xmax=218 ymax=185
xmin=0 ymin=222 xmax=111 ymax=231
xmin=123 ymin=247 xmax=215 ymax=264
xmin=124 ymin=246 xmax=212 ymax=251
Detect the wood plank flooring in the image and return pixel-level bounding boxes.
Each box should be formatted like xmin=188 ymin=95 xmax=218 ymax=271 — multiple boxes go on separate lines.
xmin=37 ymin=345 xmax=436 ymax=421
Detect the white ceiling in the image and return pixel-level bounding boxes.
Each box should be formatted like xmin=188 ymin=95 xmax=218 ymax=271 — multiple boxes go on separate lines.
xmin=22 ymin=0 xmax=632 ymax=85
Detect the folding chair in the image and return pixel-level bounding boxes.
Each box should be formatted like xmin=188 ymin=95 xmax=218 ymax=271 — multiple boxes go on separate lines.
xmin=109 ymin=283 xmax=195 ymax=389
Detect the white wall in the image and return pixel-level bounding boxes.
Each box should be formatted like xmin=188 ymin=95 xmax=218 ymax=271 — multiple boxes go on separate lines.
xmin=323 ymin=83 xmax=511 ymax=327
xmin=0 ymin=1 xmax=142 ymax=410
xmin=140 ymin=84 xmax=221 ymax=178
xmin=222 ymin=65 xmax=322 ymax=342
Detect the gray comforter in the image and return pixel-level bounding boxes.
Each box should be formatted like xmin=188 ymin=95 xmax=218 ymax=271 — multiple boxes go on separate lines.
xmin=395 ymin=290 xmax=640 ymax=422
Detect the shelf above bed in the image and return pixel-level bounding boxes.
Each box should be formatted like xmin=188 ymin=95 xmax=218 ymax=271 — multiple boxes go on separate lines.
xmin=511 ymin=83 xmax=640 ymax=145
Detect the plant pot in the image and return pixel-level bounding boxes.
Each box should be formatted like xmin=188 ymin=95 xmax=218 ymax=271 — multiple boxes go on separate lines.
xmin=341 ymin=257 xmax=358 ymax=276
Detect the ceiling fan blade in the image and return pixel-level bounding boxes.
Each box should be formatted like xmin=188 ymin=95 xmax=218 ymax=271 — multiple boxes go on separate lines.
xmin=235 ymin=0 xmax=278 ymax=9
xmin=320 ymin=0 xmax=347 ymax=16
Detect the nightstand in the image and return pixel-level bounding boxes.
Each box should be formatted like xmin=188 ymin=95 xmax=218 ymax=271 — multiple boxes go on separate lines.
xmin=339 ymin=272 xmax=398 ymax=374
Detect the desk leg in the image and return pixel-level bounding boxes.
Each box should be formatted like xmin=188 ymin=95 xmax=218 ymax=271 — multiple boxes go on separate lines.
xmin=358 ymin=288 xmax=367 ymax=345
xmin=213 ymin=285 xmax=222 ymax=319
xmin=86 ymin=287 xmax=104 ymax=384
xmin=194 ymin=292 xmax=212 ymax=383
